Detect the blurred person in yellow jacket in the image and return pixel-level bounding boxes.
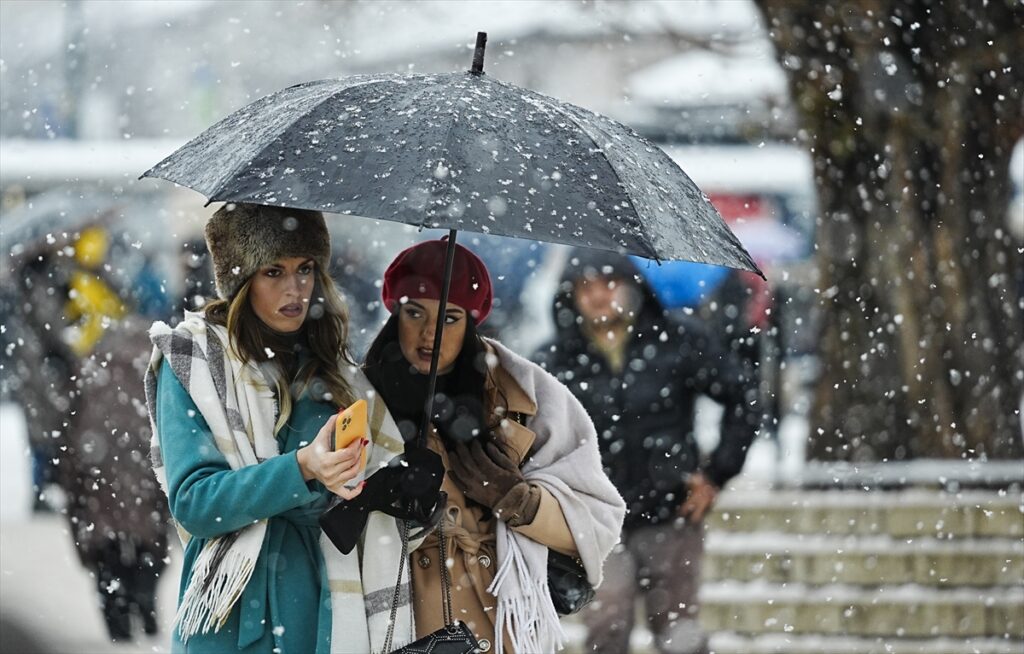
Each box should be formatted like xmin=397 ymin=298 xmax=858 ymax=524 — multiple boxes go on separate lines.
xmin=63 ymin=225 xmax=128 ymax=356
xmin=8 ymin=223 xmax=171 ymax=641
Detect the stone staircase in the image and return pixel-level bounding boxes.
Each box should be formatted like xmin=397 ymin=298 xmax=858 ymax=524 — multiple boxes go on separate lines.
xmin=700 ymin=488 xmax=1024 ymax=654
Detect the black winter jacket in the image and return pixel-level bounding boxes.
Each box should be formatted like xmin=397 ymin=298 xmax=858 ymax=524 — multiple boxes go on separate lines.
xmin=532 ymin=250 xmax=760 ymax=530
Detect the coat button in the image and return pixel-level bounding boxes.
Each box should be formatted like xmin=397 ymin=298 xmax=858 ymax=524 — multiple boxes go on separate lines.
xmin=418 ymin=554 xmax=431 ymax=569
xmin=477 ymin=638 xmax=491 ymax=652
xmin=477 ymin=554 xmax=491 ymax=569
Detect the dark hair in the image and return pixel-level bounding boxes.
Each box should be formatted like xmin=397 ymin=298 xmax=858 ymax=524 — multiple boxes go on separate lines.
xmin=363 ymin=311 xmax=509 ymax=448
xmin=362 ymin=311 xmax=402 ymax=371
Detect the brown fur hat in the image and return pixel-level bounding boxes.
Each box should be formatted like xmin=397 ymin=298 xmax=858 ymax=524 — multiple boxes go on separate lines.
xmin=204 ymin=203 xmax=330 ymax=300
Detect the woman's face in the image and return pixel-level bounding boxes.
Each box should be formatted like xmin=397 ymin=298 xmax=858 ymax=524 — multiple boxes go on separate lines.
xmin=248 ymin=257 xmax=316 ymax=333
xmin=397 ymin=298 xmax=468 ymax=375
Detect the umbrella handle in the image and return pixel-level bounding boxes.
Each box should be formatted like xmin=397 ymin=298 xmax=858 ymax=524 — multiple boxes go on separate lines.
xmin=417 ymin=229 xmax=460 ymax=446
xmin=471 ymin=32 xmax=487 ymax=75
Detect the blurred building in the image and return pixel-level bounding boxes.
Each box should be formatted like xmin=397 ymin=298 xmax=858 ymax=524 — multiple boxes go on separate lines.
xmin=0 ymin=0 xmax=789 ymax=143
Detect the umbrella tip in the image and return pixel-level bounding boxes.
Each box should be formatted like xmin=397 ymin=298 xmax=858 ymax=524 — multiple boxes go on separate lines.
xmin=471 ymin=32 xmax=487 ymax=75
xmin=753 ymin=262 xmax=767 ymax=281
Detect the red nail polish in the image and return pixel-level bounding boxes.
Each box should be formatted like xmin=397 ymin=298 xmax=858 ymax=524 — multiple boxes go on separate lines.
xmin=362 ymin=438 xmax=370 ymax=446
xmin=360 ymin=481 xmax=367 ymax=488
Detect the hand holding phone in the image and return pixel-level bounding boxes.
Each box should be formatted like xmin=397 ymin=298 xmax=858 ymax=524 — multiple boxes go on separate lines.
xmin=333 ymin=399 xmax=369 ymax=486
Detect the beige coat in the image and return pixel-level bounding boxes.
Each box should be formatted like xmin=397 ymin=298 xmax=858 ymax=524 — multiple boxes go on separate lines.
xmin=410 ymin=351 xmax=577 ymax=653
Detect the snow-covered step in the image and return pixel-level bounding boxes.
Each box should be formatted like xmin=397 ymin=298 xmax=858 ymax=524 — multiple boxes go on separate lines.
xmin=708 ymin=489 xmax=1024 ymax=539
xmin=708 ymin=632 xmax=1024 ymax=654
xmin=560 ymin=619 xmax=656 ymax=654
xmin=788 ymin=460 xmax=1024 ymax=490
xmin=698 ymin=581 xmax=1024 ymax=639
xmin=703 ymin=532 xmax=1024 ymax=587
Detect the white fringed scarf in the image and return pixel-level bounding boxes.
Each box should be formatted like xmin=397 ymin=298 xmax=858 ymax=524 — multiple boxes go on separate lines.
xmin=144 ymin=311 xmax=415 ymax=653
xmin=483 ymin=339 xmax=627 ymax=653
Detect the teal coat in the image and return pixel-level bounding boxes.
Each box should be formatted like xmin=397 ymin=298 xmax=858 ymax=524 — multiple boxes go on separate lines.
xmin=155 ymin=361 xmax=335 ymax=654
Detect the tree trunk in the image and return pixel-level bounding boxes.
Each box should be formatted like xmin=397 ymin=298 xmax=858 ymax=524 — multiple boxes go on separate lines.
xmin=754 ymin=0 xmax=1024 ymax=461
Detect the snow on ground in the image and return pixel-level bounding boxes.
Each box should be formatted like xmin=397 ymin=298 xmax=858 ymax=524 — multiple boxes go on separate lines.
xmin=0 ymin=513 xmax=181 ymax=654
xmin=699 ymin=579 xmax=1024 ymax=604
xmin=709 ymin=633 xmax=1024 ymax=654
xmin=0 ymin=402 xmax=180 ymax=654
xmin=0 ymin=402 xmax=32 ymax=522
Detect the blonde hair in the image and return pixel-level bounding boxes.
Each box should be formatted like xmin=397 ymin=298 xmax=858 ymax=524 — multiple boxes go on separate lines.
xmin=204 ymin=266 xmax=356 ymax=433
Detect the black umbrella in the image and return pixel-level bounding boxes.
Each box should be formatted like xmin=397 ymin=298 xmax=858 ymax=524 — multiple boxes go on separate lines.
xmin=145 ymin=37 xmax=758 ymax=271
xmin=144 ymin=33 xmax=767 ymax=550
xmin=143 ymin=32 xmax=762 ymax=445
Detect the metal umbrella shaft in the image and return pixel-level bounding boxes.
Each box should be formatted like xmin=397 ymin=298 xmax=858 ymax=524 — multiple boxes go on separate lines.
xmin=416 ymin=33 xmax=486 ymax=447
xmin=417 ymin=228 xmax=460 ymax=447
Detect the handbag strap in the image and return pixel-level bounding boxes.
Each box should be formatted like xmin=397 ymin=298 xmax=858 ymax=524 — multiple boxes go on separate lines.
xmin=382 ymin=520 xmax=410 ymax=653
xmin=382 ymin=515 xmax=457 ymax=652
xmin=436 ymin=515 xmax=454 ymax=627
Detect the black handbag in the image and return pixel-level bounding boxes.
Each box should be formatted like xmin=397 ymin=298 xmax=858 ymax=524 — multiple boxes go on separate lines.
xmin=383 ymin=517 xmax=482 ymax=654
xmin=547 ymin=550 xmax=595 ymax=615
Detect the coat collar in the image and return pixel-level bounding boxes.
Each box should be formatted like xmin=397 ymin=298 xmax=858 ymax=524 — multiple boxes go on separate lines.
xmin=483 ymin=340 xmax=537 ymax=417
xmin=481 ymin=340 xmax=537 ymax=464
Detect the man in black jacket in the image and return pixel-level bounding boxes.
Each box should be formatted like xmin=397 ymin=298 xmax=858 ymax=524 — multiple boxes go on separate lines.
xmin=532 ymin=248 xmax=760 ymax=654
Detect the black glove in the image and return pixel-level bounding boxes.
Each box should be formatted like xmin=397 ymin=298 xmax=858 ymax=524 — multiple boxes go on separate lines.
xmin=320 ymin=445 xmax=445 ymax=555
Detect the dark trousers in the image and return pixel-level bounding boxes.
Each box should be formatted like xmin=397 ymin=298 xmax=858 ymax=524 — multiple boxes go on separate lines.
xmin=92 ymin=540 xmax=163 ymax=641
xmin=583 ymin=520 xmax=708 ymax=654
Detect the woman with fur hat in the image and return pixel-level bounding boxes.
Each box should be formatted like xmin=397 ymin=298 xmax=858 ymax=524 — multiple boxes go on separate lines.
xmin=363 ymin=238 xmax=626 ymax=653
xmin=145 ymin=203 xmax=418 ymax=653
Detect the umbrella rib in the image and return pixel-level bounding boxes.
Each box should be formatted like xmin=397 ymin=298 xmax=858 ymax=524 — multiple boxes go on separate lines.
xmin=420 ymin=81 xmax=465 ymax=231
xmin=500 ymin=80 xmax=661 ymax=260
xmin=548 ymin=103 xmax=661 ymax=261
xmin=206 ymin=76 xmax=406 ymax=206
xmin=155 ymin=79 xmax=338 ymax=199
xmin=549 ymin=96 xmax=762 ymax=276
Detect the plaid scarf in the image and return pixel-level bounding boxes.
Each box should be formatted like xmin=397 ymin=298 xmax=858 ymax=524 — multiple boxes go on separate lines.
xmin=145 ymin=311 xmax=414 ymax=652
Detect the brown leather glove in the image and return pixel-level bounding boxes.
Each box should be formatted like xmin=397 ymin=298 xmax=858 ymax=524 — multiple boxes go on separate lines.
xmin=448 ymin=439 xmax=540 ymax=526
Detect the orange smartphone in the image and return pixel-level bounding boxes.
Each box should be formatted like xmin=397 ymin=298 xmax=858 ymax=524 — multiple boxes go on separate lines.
xmin=333 ymin=399 xmax=368 ymax=483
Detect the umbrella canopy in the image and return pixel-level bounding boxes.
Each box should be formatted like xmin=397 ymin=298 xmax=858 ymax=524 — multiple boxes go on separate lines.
xmin=141 ymin=33 xmax=768 ymax=537
xmin=142 ymin=49 xmax=760 ymax=276
xmin=142 ymin=32 xmax=763 ymax=448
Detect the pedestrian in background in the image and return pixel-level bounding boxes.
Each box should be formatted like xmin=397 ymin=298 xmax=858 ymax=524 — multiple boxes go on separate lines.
xmin=6 ymin=250 xmax=79 ymax=512
xmin=532 ymin=248 xmax=760 ymax=654
xmin=5 ymin=221 xmax=173 ymax=641
xmin=57 ymin=224 xmax=171 ymax=641
xmin=64 ymin=315 xmax=170 ymax=641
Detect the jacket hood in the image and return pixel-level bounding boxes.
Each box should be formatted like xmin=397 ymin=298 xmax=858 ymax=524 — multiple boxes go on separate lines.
xmin=551 ymin=248 xmax=665 ymax=340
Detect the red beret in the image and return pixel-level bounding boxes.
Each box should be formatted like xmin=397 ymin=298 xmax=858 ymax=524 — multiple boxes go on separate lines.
xmin=382 ymin=238 xmax=493 ymax=324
